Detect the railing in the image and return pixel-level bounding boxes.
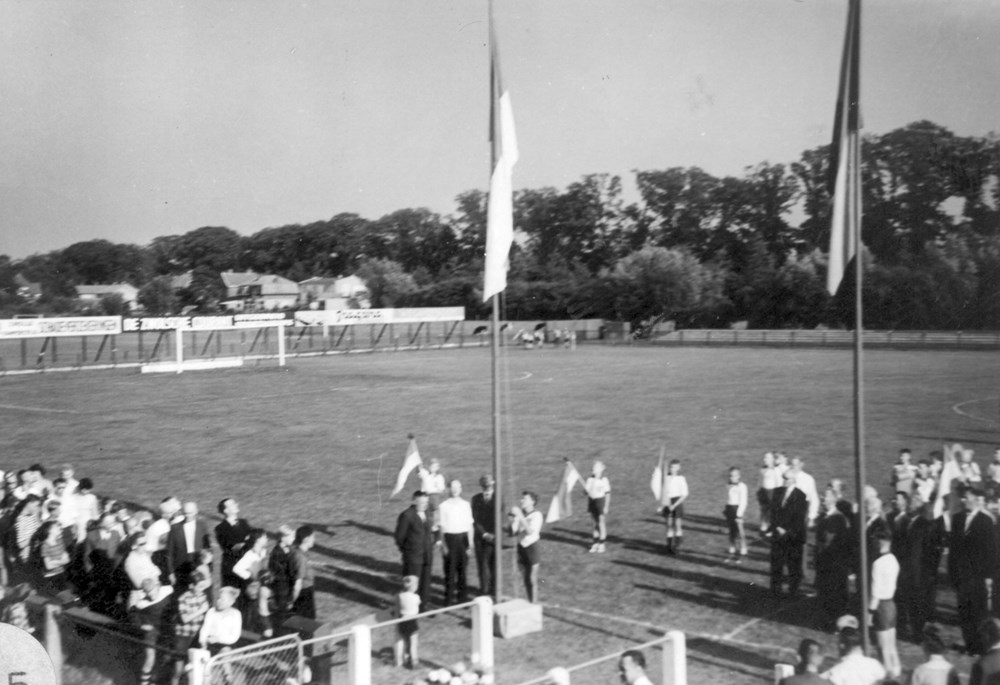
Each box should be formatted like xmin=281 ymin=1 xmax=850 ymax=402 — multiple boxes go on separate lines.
xmin=654 ymin=329 xmax=1000 ymax=350
xmin=512 ymin=630 xmax=685 ymax=685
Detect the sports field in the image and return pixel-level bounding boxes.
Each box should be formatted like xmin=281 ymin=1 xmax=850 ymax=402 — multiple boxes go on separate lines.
xmin=4 ymin=344 xmax=998 ymax=683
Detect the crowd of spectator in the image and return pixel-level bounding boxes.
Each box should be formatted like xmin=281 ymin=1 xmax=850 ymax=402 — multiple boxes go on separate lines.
xmin=0 ymin=461 xmax=316 ymax=685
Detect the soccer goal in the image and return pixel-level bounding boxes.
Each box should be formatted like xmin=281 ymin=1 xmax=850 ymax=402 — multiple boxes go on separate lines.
xmin=126 ymin=314 xmax=293 ymax=374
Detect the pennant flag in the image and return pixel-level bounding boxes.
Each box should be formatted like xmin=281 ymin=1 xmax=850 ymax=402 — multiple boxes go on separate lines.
xmin=546 ymin=460 xmax=582 ymax=523
xmin=933 ymin=443 xmax=964 ymax=520
xmin=650 ymin=446 xmax=666 ymax=501
xmin=482 ymin=8 xmax=519 ymax=303
xmin=826 ymin=0 xmax=862 ymax=296
xmin=391 ymin=435 xmax=422 ymax=498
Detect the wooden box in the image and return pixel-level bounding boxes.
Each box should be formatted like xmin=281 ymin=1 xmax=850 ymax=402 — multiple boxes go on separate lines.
xmin=493 ymin=599 xmax=543 ymax=638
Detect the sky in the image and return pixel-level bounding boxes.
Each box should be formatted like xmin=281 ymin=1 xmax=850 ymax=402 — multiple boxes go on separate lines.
xmin=1 ymin=0 xmax=998 ymax=259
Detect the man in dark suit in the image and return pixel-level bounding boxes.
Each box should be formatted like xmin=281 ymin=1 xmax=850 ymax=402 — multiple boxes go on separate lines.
xmin=896 ymin=492 xmax=939 ymax=638
xmin=81 ymin=512 xmax=124 ymax=614
xmin=394 ymin=490 xmax=434 ymax=604
xmin=950 ymin=486 xmax=998 ymax=655
xmin=471 ymin=474 xmax=497 ymax=598
xmin=770 ymin=471 xmax=809 ymax=598
xmin=815 ymin=487 xmax=852 ymax=629
xmin=166 ymin=501 xmax=212 ymax=589
xmin=214 ymin=497 xmax=252 ymax=588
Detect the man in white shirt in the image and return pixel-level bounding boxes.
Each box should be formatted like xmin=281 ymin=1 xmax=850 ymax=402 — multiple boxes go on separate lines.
xmin=437 ymin=479 xmax=474 ymax=606
xmin=822 ymin=627 xmax=886 ymax=685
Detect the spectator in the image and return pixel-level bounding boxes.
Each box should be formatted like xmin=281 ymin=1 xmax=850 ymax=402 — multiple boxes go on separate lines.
xmin=779 ymin=638 xmax=825 ymax=685
xmin=80 ymin=512 xmax=123 ymax=614
xmin=910 ymin=624 xmax=960 ymax=685
xmin=288 ymin=525 xmax=316 ymax=620
xmin=268 ymin=524 xmax=295 ymax=633
xmin=215 ymin=497 xmax=252 ymax=588
xmin=758 ymin=452 xmax=782 ymax=535
xmin=73 ymin=477 xmax=100 ymax=543
xmin=815 ymin=486 xmax=852 ymax=629
xmin=821 ymin=627 xmax=886 ymax=685
xmin=617 ymin=649 xmax=653 ymax=685
xmin=789 ymin=457 xmax=820 ymax=526
xmin=31 ymin=519 xmax=70 ymax=595
xmin=171 ymin=569 xmax=211 ymax=685
xmin=232 ymin=528 xmax=269 ymax=588
xmin=123 ymin=532 xmax=162 ymax=609
xmin=971 ymin=617 xmax=1000 ymax=685
xmin=896 ymin=492 xmax=939 ymax=638
xmin=130 ymin=576 xmax=173 ymax=685
xmin=165 ymin=501 xmax=211 ymax=589
xmin=199 ymin=586 xmax=242 ymax=655
xmin=58 ymin=464 xmax=79 ymax=496
xmin=959 ymin=449 xmax=983 ymax=485
xmin=891 ymin=449 xmax=917 ymax=495
xmin=723 ymin=466 xmax=748 ymax=563
xmin=145 ymin=496 xmax=181 ymax=578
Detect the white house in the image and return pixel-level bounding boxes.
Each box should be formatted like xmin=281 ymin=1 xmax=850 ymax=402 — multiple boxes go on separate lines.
xmin=220 ymin=271 xmax=299 ymax=311
xmin=75 ymin=283 xmax=140 ymax=309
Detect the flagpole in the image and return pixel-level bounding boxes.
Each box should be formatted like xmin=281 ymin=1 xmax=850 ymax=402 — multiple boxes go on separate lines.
xmin=844 ymin=0 xmax=870 ymax=655
xmin=488 ymin=0 xmax=504 ymax=605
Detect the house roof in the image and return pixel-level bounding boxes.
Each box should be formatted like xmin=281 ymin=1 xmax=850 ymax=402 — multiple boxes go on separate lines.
xmin=75 ymin=283 xmax=138 ymax=297
xmin=220 ymin=271 xmax=261 ymax=288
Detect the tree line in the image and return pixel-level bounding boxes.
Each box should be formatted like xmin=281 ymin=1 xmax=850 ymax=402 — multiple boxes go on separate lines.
xmin=2 ymin=120 xmax=998 ymax=330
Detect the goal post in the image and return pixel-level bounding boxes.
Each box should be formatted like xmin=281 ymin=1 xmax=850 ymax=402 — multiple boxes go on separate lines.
xmin=125 ymin=313 xmax=293 ymax=374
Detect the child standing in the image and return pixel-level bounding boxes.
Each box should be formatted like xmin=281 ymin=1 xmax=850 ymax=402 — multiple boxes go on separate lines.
xmin=757 ymin=452 xmax=782 ymax=535
xmin=394 ymin=575 xmax=421 ymax=669
xmin=724 ymin=467 xmax=748 ymax=563
xmin=891 ymin=448 xmax=917 ymax=495
xmin=658 ymin=460 xmax=689 ymax=554
xmin=584 ymin=461 xmax=611 ymax=553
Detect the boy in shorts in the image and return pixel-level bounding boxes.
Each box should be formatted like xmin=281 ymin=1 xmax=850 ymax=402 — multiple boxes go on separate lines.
xmin=395 ymin=575 xmax=421 ymax=669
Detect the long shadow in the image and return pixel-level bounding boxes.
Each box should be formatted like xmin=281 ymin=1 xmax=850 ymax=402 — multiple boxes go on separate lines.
xmin=542 ymin=528 xmax=662 ymax=555
xmin=326 ymin=519 xmax=395 ymax=538
xmin=620 ymin=557 xmax=822 ymax=631
xmin=902 ymin=433 xmax=999 ymax=445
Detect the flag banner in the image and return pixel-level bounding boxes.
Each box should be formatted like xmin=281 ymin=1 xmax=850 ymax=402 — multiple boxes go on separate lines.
xmin=826 ymin=0 xmax=861 ymax=296
xmin=546 ymin=460 xmax=582 ymax=523
xmin=933 ymin=442 xmax=964 ymax=519
xmin=482 ymin=19 xmax=519 ymax=303
xmin=391 ymin=436 xmax=422 ymax=498
xmin=650 ymin=446 xmax=666 ymax=501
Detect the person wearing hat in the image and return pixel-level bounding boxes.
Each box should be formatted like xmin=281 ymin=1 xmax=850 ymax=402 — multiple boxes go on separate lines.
xmin=471 ymin=474 xmax=497 ymax=597
xmin=395 ymin=490 xmax=435 ymax=605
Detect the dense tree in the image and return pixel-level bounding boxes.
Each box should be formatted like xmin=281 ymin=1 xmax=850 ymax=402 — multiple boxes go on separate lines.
xmin=355 ymin=258 xmax=417 ymax=308
xmin=137 ymin=276 xmax=180 ymax=315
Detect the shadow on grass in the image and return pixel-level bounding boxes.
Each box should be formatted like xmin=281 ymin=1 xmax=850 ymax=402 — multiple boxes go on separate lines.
xmin=542 ymin=528 xmax=663 ymax=555
xmin=328 ymin=518 xmax=395 ymax=538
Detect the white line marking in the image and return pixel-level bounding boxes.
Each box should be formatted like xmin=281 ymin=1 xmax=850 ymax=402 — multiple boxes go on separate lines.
xmin=953 ymin=397 xmax=998 ymax=424
xmin=0 ymin=403 xmax=80 ymax=415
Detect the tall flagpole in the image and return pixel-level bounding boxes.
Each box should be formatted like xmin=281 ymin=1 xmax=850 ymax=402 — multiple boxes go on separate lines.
xmin=488 ymin=0 xmax=504 ymax=604
xmin=847 ymin=0 xmax=868 ymax=654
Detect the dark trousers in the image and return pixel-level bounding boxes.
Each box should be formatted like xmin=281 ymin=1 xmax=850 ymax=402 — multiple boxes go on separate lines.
xmin=402 ymin=551 xmax=433 ymax=607
xmin=770 ymin=538 xmax=804 ymax=596
xmin=957 ymin=581 xmax=989 ymax=654
xmin=816 ymin=565 xmax=850 ymax=624
xmin=443 ymin=533 xmax=469 ymax=605
xmin=474 ymin=537 xmax=495 ymax=597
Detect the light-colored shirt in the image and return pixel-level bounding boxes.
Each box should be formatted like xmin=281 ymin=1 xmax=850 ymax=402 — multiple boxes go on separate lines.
xmin=661 ymin=475 xmax=689 ymax=504
xmin=790 ymin=469 xmax=819 ymax=522
xmin=183 ymin=520 xmax=197 ymax=553
xmin=199 ymin=607 xmax=242 ymax=647
xmin=727 ymin=482 xmax=748 ymax=518
xmin=513 ymin=510 xmax=543 ymax=548
xmin=418 ymin=469 xmax=446 ymax=495
xmin=760 ymin=466 xmax=783 ymax=490
xmin=870 ymin=552 xmax=900 ymax=607
xmin=908 ymin=655 xmax=960 ymax=685
xmin=437 ymin=496 xmax=474 ymax=535
xmin=822 ymin=652 xmax=887 ymax=685
xmin=233 ymin=548 xmax=266 ymax=581
xmin=398 ymin=590 xmax=421 ymax=618
xmin=584 ymin=476 xmax=611 ymax=500
xmin=145 ymin=518 xmax=171 ymax=554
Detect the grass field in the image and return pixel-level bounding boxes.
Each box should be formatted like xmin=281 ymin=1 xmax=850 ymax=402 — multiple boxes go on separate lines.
xmin=4 ymin=344 xmax=999 ymax=684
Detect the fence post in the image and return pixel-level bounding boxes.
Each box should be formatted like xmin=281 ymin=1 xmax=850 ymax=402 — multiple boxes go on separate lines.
xmin=662 ymin=630 xmax=686 ymax=685
xmin=349 ymin=623 xmax=372 ymax=685
xmin=278 ymin=323 xmax=286 ymax=366
xmin=471 ymin=596 xmax=494 ymax=669
xmin=188 ymin=648 xmax=210 ymax=685
xmin=44 ymin=604 xmax=63 ymax=685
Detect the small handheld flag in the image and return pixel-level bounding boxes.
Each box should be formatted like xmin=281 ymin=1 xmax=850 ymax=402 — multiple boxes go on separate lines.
xmin=650 ymin=446 xmax=666 ymax=501
xmin=545 ymin=460 xmax=582 ymax=523
xmin=391 ymin=435 xmax=422 ymax=498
